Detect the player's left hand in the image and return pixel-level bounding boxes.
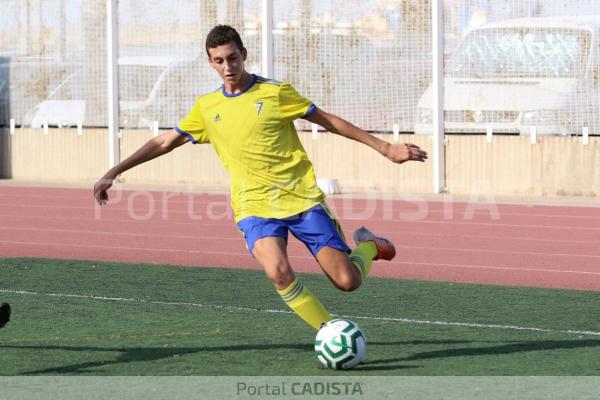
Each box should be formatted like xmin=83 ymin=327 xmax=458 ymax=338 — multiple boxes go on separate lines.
xmin=384 ymin=143 xmax=428 ymax=164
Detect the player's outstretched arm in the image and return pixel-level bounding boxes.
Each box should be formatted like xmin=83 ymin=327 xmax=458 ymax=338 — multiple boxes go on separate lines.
xmin=93 ymin=130 xmax=188 ymax=205
xmin=305 ymin=108 xmax=427 ymax=164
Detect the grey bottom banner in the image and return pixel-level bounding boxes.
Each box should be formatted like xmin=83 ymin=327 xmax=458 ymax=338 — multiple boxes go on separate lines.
xmin=2 ymin=377 xmax=600 ymax=400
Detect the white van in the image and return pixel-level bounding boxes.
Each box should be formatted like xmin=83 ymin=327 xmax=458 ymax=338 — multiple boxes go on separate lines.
xmin=414 ymin=16 xmax=600 ymax=136
xmin=29 ymin=56 xmax=207 ymax=129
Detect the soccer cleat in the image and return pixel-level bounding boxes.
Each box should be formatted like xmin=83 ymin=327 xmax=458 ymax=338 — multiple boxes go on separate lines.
xmin=0 ymin=302 xmax=11 ymax=328
xmin=353 ymin=227 xmax=396 ymax=261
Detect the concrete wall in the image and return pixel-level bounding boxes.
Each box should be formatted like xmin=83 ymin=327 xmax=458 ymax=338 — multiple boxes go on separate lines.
xmin=2 ymin=128 xmax=599 ymax=197
xmin=6 ymin=128 xmax=107 ymax=181
xmin=446 ymin=135 xmax=600 ymax=197
xmin=299 ymin=132 xmax=433 ymax=194
xmin=119 ymin=129 xmax=230 ymax=187
xmin=119 ymin=131 xmax=433 ymax=193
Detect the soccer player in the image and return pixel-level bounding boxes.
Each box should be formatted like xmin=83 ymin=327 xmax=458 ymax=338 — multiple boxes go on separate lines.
xmin=94 ymin=25 xmax=427 ymax=330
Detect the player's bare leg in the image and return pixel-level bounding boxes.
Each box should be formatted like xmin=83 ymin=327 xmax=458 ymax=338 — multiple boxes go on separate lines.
xmin=252 ymin=237 xmax=295 ymax=290
xmin=253 ymin=237 xmax=331 ymax=329
xmin=317 ymin=227 xmax=397 ymax=292
xmin=315 ymin=247 xmax=362 ymax=292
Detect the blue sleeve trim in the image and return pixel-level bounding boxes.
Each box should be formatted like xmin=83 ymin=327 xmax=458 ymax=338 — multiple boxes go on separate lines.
xmin=302 ymin=104 xmax=317 ymax=119
xmin=175 ymin=127 xmax=197 ymax=144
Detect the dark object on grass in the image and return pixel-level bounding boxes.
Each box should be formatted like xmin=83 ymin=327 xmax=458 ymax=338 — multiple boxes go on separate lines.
xmin=0 ymin=302 xmax=10 ymax=328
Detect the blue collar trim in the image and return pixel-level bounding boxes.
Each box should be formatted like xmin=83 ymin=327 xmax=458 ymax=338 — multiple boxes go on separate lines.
xmin=221 ymin=74 xmax=257 ymax=98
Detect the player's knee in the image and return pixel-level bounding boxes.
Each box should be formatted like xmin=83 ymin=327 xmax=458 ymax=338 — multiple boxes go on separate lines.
xmin=264 ymin=260 xmax=294 ymax=289
xmin=335 ymin=272 xmax=362 ymax=292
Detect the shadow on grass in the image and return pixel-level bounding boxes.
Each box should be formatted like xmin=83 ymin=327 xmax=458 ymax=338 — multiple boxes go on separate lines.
xmin=2 ymin=341 xmax=464 ymax=374
xmin=358 ymin=339 xmax=600 ymax=368
xmin=348 ymin=340 xmax=469 ymax=371
xmin=5 ymin=339 xmax=600 ymax=374
xmin=369 ymin=340 xmax=474 ymax=346
xmin=408 ymin=339 xmax=600 ymax=361
xmin=2 ymin=343 xmax=312 ymax=374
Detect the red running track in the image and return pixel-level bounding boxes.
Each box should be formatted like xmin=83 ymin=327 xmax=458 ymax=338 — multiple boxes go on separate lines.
xmin=1 ymin=184 xmax=600 ymax=291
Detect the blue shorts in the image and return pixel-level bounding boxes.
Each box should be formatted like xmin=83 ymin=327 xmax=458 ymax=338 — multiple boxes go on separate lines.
xmin=236 ymin=203 xmax=351 ymax=257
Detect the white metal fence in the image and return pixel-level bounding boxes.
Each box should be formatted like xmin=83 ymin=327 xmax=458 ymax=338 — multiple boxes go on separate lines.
xmin=1 ymin=0 xmax=599 ymax=136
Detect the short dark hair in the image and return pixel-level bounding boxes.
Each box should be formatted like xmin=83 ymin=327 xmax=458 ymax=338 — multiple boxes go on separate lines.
xmin=205 ymin=25 xmax=245 ymax=56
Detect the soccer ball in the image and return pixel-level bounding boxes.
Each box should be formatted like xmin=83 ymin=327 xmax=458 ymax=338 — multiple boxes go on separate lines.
xmin=314 ymin=319 xmax=366 ymax=370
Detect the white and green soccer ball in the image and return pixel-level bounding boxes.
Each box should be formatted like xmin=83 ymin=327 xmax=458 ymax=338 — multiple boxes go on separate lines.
xmin=314 ymin=319 xmax=366 ymax=370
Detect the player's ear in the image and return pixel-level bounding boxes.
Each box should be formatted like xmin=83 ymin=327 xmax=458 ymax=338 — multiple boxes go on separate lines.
xmin=207 ymin=48 xmax=216 ymax=66
xmin=241 ymin=47 xmax=247 ymax=62
xmin=207 ymin=53 xmax=216 ymax=70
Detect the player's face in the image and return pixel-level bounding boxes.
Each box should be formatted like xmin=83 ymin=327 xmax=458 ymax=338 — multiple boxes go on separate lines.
xmin=208 ymin=42 xmax=247 ymax=87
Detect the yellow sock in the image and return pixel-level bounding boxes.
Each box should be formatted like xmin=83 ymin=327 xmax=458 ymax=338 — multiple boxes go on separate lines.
xmin=277 ymin=277 xmax=332 ymax=330
xmin=349 ymin=242 xmax=378 ymax=278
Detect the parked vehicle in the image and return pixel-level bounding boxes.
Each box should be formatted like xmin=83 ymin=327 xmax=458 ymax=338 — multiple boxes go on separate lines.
xmin=414 ymin=16 xmax=600 ymax=136
xmin=29 ymin=56 xmax=211 ymax=129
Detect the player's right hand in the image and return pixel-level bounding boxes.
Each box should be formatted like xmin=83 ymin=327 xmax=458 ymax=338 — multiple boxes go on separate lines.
xmin=384 ymin=143 xmax=428 ymax=164
xmin=93 ymin=177 xmax=113 ymax=205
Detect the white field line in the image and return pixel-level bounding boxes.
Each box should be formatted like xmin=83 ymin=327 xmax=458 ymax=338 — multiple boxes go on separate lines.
xmin=0 ymin=213 xmax=236 ymax=227
xmin=0 ymin=239 xmax=258 ymax=258
xmin=4 ymin=189 xmax=599 ymax=208
xmin=0 ymin=226 xmax=242 ymax=242
xmin=1 ymin=239 xmax=600 ymax=277
xmin=393 ymin=244 xmax=600 ymax=259
xmin=1 ymin=191 xmax=599 ymax=214
xmin=1 ymin=210 xmax=600 ymax=232
xmin=1 ymin=225 xmax=599 ymax=260
xmin=1 ymin=288 xmax=599 ymax=338
xmin=387 ymin=260 xmax=600 ymax=276
xmin=1 ymin=201 xmax=600 ymax=222
xmin=1 ymin=216 xmax=599 ymax=245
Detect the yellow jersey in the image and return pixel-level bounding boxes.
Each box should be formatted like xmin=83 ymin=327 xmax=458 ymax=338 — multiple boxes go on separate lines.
xmin=176 ymin=74 xmax=324 ymax=222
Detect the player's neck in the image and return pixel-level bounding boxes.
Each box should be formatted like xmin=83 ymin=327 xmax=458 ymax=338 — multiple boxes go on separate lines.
xmin=223 ymin=72 xmax=253 ymax=95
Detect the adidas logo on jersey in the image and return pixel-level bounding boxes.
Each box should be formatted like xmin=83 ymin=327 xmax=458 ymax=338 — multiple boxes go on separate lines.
xmin=214 ymin=114 xmax=221 ymax=123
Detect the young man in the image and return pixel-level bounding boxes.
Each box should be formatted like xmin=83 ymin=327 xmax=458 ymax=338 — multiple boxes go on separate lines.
xmin=94 ymin=25 xmax=427 ymax=330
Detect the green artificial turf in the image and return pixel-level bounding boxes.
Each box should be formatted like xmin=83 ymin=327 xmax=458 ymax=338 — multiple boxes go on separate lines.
xmin=1 ymin=257 xmax=600 ymax=376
